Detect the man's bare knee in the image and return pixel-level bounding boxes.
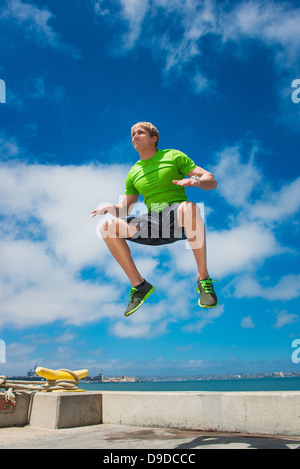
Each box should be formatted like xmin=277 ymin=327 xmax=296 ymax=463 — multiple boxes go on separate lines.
xmin=100 ymin=218 xmax=138 ymax=240
xmin=100 ymin=219 xmax=115 ymax=239
xmin=101 ymin=218 xmax=124 ymax=239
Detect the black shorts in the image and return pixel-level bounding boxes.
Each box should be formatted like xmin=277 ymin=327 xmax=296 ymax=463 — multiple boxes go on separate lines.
xmin=124 ymin=203 xmax=187 ymax=246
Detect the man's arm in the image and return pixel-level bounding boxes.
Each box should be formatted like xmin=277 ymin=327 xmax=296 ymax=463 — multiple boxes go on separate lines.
xmin=172 ymin=166 xmax=217 ymax=191
xmin=91 ymin=194 xmax=139 ymax=218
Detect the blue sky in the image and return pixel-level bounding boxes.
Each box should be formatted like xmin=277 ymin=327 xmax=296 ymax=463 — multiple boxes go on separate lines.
xmin=0 ymin=0 xmax=300 ymax=377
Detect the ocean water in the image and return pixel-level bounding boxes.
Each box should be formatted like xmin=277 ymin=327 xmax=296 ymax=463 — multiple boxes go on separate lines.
xmin=79 ymin=376 xmax=300 ymax=392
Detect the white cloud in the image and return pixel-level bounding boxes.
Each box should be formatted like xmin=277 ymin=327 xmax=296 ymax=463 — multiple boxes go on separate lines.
xmin=157 ymin=0 xmax=216 ymax=72
xmin=6 ymin=342 xmax=35 ymax=359
xmin=26 ymin=76 xmax=65 ymax=102
xmin=210 ymin=143 xmax=263 ymax=209
xmin=109 ymin=276 xmax=195 ymax=338
xmin=0 ymin=162 xmax=130 ymax=268
xmin=119 ymin=0 xmax=150 ymax=49
xmin=209 ymin=139 xmax=300 ymax=234
xmin=55 ymin=330 xmax=78 ymax=344
xmin=249 ymin=177 xmax=300 ymax=222
xmin=168 ymin=137 xmax=299 ymax=309
xmin=241 ymin=316 xmax=255 ymax=329
xmin=110 ymin=307 xmax=172 ymax=339
xmin=0 ymin=135 xmax=20 ymax=160
xmin=183 ymin=304 xmax=225 ymax=333
xmin=221 ymin=1 xmax=300 ymax=68
xmin=171 ymin=222 xmax=284 ymax=280
xmin=203 ymin=138 xmax=300 ymax=305
xmin=208 ymin=223 xmax=285 ymax=278
xmin=77 ymin=355 xmax=219 ymax=376
xmin=192 ymin=71 xmax=210 ymax=93
xmin=0 ymin=159 xmax=195 ymax=336
xmin=273 ymin=310 xmax=299 ymax=329
xmin=0 ymin=161 xmax=133 ymax=328
xmin=1 ymin=0 xmax=79 ymax=58
xmin=93 ymin=0 xmax=110 ymax=16
xmin=207 ymin=140 xmax=299 ymax=284
xmin=108 ymin=0 xmax=300 ymax=83
xmin=232 ymin=273 xmax=300 ymax=301
xmin=0 ymin=238 xmax=121 ymax=328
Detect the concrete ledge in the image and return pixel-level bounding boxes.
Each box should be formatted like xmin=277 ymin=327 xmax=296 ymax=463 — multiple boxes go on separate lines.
xmin=0 ymin=392 xmax=32 ymax=428
xmin=1 ymin=390 xmax=300 ymax=436
xmin=1 ymin=391 xmax=102 ymax=429
xmin=29 ymin=392 xmax=102 ymax=429
xmin=101 ymin=391 xmax=300 ymax=437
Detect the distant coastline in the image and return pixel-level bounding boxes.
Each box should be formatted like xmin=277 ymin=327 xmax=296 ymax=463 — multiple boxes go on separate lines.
xmin=78 ymin=375 xmax=300 ymax=392
xmin=133 ymin=371 xmax=300 ymax=383
xmin=83 ymin=370 xmax=300 ymax=384
xmin=6 ymin=370 xmax=300 ymax=383
xmin=3 ymin=371 xmax=300 ymax=392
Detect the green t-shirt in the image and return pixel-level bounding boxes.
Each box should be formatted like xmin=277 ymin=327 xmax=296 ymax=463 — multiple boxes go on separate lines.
xmin=125 ymin=149 xmax=197 ymax=212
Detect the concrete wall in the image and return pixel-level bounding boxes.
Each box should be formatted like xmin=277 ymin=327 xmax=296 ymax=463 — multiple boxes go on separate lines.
xmin=29 ymin=392 xmax=102 ymax=429
xmin=101 ymin=391 xmax=300 ymax=436
xmin=1 ymin=390 xmax=300 ymax=436
xmin=0 ymin=392 xmax=32 ymax=427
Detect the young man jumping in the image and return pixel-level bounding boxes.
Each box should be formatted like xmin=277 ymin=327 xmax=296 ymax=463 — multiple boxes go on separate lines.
xmin=92 ymin=122 xmax=218 ymax=316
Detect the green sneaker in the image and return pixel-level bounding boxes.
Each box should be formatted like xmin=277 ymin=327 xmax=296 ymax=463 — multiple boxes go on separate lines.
xmin=196 ymin=278 xmax=218 ymax=308
xmin=124 ymin=280 xmax=155 ymax=317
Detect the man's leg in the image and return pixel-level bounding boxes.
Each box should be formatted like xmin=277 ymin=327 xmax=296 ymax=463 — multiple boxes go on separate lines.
xmin=101 ymin=218 xmax=143 ymax=287
xmin=100 ymin=217 xmax=155 ymax=316
xmin=177 ymin=202 xmax=218 ymax=308
xmin=177 ymin=202 xmax=208 ymax=280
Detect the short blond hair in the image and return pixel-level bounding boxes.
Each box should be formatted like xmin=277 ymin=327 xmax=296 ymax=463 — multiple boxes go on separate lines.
xmin=131 ymin=122 xmax=159 ymax=148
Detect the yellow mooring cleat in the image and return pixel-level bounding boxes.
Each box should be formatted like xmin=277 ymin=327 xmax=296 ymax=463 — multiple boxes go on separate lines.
xmin=35 ymin=367 xmax=89 ymax=381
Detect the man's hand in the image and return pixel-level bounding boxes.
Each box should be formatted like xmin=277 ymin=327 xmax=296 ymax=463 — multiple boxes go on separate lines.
xmin=172 ymin=178 xmax=199 ymax=187
xmin=92 ymin=195 xmax=139 ymax=219
xmin=91 ymin=203 xmax=116 ymax=218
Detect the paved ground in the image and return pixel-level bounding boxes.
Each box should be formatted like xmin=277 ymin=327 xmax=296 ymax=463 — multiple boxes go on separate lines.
xmin=1 ymin=424 xmax=300 ymax=449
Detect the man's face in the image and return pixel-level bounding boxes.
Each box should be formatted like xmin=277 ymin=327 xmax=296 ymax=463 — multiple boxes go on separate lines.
xmin=131 ymin=126 xmax=157 ymax=152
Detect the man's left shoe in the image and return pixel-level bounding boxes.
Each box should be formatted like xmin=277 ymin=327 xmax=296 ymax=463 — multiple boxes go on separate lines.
xmin=124 ymin=280 xmax=155 ymax=317
xmin=197 ymin=278 xmax=218 ymax=308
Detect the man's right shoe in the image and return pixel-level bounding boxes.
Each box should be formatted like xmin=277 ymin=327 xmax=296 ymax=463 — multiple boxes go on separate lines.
xmin=197 ymin=278 xmax=218 ymax=308
xmin=124 ymin=280 xmax=155 ymax=317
